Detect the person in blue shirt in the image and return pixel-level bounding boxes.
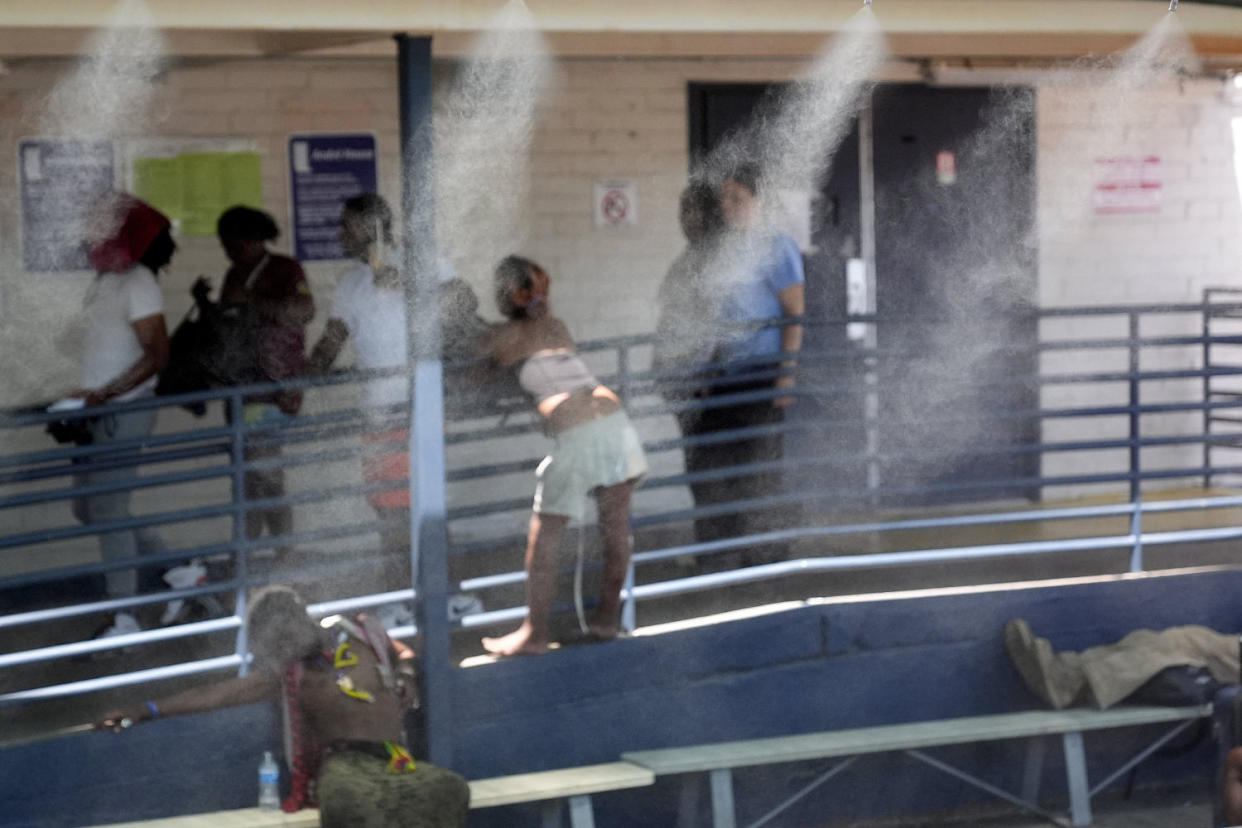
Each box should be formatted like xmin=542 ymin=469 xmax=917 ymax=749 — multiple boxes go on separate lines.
xmin=716 ymin=163 xmax=805 ymax=393
xmin=691 ymin=163 xmax=805 ymax=564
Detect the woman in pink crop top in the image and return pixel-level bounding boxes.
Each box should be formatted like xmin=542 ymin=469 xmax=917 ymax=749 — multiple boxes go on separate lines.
xmin=481 ymin=256 xmax=647 ymax=656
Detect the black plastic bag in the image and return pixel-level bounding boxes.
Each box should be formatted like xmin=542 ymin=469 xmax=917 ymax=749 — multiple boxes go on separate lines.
xmin=157 ymin=303 xmax=259 ymax=416
xmin=1126 ymin=664 xmax=1223 ymax=707
xmin=46 ymin=416 xmax=94 ymax=445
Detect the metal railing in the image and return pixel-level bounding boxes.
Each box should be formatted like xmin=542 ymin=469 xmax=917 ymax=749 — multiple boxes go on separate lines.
xmin=4 ymin=297 xmax=1242 ymax=707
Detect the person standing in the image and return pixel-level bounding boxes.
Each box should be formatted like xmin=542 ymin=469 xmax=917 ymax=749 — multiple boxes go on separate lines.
xmin=71 ymin=193 xmax=174 ymax=639
xmin=481 ymin=256 xmax=647 ymax=656
xmin=196 ymin=206 xmax=314 ymax=558
xmin=653 ymin=180 xmax=726 ymax=551
xmin=308 ymin=194 xmax=413 ymax=564
xmin=692 ymin=163 xmax=805 ymax=561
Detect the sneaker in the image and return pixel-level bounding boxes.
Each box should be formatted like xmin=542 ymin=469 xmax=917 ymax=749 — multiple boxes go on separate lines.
xmin=447 ymin=593 xmax=484 ymax=622
xmin=376 ymin=602 xmax=415 ymax=630
xmin=85 ymin=612 xmax=142 ymax=660
xmin=97 ymin=611 xmax=142 ymax=638
xmin=160 ymin=561 xmax=220 ymax=626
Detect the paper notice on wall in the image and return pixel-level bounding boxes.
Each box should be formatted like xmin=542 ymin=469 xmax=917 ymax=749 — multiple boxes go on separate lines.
xmin=132 ymin=157 xmax=183 ymax=222
xmin=130 ymin=147 xmax=263 ymax=236
xmin=1094 ymin=156 xmax=1161 ymax=214
xmin=18 ymin=137 xmax=116 ymax=272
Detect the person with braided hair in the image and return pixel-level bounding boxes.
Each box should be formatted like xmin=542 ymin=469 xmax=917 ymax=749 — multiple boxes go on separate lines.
xmin=95 ymin=586 xmax=469 ymax=827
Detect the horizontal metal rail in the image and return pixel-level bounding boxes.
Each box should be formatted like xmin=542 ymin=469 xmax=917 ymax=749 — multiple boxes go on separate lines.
xmin=0 ymin=655 xmax=243 ymax=704
xmin=459 ymin=523 xmax=1242 ymax=629
xmin=7 ymin=300 xmax=1242 ymax=710
xmin=457 ymin=493 xmax=1242 ymax=593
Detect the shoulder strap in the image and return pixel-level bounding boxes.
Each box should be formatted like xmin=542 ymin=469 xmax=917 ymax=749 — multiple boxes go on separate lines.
xmin=322 ymin=613 xmax=395 ymax=685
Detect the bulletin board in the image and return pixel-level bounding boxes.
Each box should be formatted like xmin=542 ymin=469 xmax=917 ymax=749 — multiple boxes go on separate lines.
xmin=15 ymin=136 xmax=265 ymax=275
xmin=122 ymin=138 xmax=263 ymax=236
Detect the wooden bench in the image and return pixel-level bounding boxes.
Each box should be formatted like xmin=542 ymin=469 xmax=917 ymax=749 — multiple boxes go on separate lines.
xmin=470 ymin=760 xmax=655 ymax=827
xmin=97 ymin=761 xmax=655 ymax=828
xmin=620 ymin=705 xmax=1213 ymax=828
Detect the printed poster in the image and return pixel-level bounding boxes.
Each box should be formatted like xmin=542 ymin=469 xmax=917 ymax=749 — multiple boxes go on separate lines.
xmin=288 ymin=133 xmax=378 ymax=261
xmin=18 ymin=138 xmax=115 ymax=272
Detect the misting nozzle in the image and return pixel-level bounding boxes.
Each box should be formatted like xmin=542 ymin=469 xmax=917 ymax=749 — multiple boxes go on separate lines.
xmin=1169 ymin=0 xmax=1178 ymax=10
xmin=864 ymin=0 xmax=872 ymax=5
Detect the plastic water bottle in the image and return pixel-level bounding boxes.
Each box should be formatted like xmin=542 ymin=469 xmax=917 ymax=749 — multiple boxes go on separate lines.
xmin=258 ymin=751 xmax=281 ymax=811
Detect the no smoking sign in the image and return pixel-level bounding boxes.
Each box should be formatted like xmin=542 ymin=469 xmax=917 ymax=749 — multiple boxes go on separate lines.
xmin=594 ymin=178 xmax=638 ymax=228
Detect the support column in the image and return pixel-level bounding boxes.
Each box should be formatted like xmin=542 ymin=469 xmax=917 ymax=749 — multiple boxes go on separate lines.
xmin=396 ymin=33 xmax=453 ymax=767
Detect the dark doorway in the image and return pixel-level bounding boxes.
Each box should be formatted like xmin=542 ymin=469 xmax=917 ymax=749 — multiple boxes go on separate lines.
xmin=871 ymin=84 xmax=1038 ymax=504
xmin=688 ymin=82 xmax=869 ymax=513
xmin=687 ymin=81 xmax=1038 ymax=509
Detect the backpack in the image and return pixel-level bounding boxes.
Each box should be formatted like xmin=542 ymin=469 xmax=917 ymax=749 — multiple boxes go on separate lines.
xmin=156 ymin=302 xmax=260 ymax=415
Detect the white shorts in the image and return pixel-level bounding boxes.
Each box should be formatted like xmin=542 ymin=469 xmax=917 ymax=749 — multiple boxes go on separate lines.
xmin=533 ymin=410 xmax=647 ymax=522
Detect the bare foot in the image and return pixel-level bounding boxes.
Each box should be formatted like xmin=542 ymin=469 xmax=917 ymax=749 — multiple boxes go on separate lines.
xmin=482 ymin=622 xmax=548 ymax=656
xmin=586 ymin=609 xmax=620 ymax=642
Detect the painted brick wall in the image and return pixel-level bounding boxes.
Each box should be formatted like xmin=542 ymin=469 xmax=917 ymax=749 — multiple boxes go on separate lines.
xmin=1036 ymin=76 xmax=1242 ymax=498
xmin=1 ymin=55 xmax=1240 ymax=580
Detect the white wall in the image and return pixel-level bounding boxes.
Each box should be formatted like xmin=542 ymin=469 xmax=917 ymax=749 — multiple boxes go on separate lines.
xmin=2 ymin=54 xmax=1240 ymax=578
xmin=1036 ymin=76 xmax=1242 ymax=499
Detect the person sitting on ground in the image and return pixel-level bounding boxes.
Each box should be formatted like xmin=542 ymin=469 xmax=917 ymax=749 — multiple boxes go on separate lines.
xmin=480 ymin=256 xmax=648 ymax=657
xmin=95 ymin=585 xmax=470 ymax=827
xmin=1005 ymin=618 xmax=1238 ymax=710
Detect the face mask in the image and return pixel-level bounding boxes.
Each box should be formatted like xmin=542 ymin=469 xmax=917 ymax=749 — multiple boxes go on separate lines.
xmin=524 ymin=293 xmax=548 ymax=318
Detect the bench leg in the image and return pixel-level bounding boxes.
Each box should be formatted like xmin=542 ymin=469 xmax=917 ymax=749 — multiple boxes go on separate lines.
xmin=678 ymin=774 xmax=701 ymax=828
xmin=1022 ymin=736 xmax=1046 ymax=804
xmin=1062 ymin=731 xmax=1093 ymax=827
xmin=710 ymin=769 xmax=737 ymax=828
xmin=568 ymin=795 xmax=596 ymax=828
xmin=540 ymin=799 xmax=563 ymax=828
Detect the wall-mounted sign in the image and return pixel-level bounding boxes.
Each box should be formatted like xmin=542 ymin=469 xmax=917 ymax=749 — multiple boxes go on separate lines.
xmin=1094 ymin=156 xmax=1161 ymax=214
xmin=594 ymin=178 xmax=638 ymax=228
xmin=288 ymin=133 xmax=378 ymax=261
xmin=936 ymin=151 xmax=957 ymax=186
xmin=18 ymin=138 xmax=115 ymax=272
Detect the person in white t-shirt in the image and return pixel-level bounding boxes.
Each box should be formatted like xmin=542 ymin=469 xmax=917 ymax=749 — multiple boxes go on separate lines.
xmin=309 ymin=194 xmax=412 ymax=569
xmin=68 ymin=193 xmax=174 ymax=640
xmin=309 ymin=195 xmax=491 ymax=585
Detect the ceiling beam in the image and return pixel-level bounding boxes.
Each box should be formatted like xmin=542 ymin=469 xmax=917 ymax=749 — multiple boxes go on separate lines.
xmin=1 ymin=2 xmax=1241 ymax=63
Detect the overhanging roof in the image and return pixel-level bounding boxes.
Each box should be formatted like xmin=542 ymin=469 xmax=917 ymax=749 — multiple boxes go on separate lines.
xmin=2 ymin=1 xmax=1242 ymax=65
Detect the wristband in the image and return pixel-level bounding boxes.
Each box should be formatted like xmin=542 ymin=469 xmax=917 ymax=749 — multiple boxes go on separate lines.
xmin=144 ymin=700 xmax=159 ymax=720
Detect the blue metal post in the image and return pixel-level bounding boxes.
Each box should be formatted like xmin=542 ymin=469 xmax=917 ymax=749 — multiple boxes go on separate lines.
xmin=1202 ymin=291 xmax=1213 ymax=490
xmin=616 ymin=342 xmax=631 ymax=403
xmin=396 ymin=33 xmax=453 ymax=767
xmin=1128 ymin=312 xmax=1143 ymax=572
xmin=228 ymin=391 xmax=250 ymax=676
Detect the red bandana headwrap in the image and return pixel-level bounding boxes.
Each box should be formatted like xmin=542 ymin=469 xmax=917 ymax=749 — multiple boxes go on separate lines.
xmin=87 ymin=192 xmax=171 ymax=274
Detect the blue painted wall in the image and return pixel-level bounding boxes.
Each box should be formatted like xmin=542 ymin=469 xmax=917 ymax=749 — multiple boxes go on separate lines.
xmin=5 ymin=567 xmax=1239 ymax=827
